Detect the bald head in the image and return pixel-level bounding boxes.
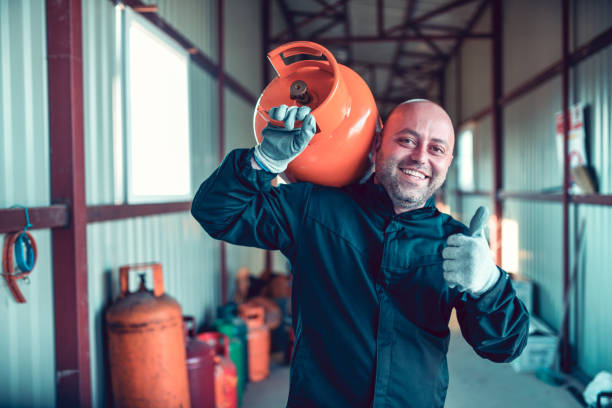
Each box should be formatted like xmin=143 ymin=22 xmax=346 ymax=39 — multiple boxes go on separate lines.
xmin=372 ymin=99 xmax=455 ymax=213
xmin=385 ymin=100 xmax=455 ymax=151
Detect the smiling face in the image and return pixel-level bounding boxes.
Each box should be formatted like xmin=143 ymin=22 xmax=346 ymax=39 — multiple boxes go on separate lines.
xmin=373 ymin=100 xmax=455 ymax=213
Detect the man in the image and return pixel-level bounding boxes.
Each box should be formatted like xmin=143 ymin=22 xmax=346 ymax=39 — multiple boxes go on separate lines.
xmin=192 ymin=100 xmax=528 ymax=408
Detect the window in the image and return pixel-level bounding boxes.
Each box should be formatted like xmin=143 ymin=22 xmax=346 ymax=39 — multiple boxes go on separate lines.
xmin=457 ymin=125 xmax=475 ymax=191
xmin=123 ymin=8 xmax=191 ymax=203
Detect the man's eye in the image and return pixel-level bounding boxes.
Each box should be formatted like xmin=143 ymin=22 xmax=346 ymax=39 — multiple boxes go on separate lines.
xmin=399 ymin=138 xmax=416 ymax=145
xmin=430 ymin=146 xmax=445 ymax=154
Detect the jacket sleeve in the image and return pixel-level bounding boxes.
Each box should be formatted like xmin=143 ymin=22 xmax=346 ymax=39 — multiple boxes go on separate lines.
xmin=191 ymin=148 xmax=312 ymax=261
xmin=454 ymin=269 xmax=529 ymax=363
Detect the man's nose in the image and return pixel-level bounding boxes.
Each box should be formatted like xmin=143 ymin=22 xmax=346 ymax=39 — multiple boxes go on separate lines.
xmin=409 ymin=144 xmax=427 ymax=163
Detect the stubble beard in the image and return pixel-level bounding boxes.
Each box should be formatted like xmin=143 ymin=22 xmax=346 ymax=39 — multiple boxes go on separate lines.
xmin=376 ymin=161 xmax=444 ymax=211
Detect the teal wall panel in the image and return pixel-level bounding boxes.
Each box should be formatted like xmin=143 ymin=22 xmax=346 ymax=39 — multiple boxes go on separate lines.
xmin=504 ymin=200 xmax=564 ymax=330
xmin=0 ymin=0 xmax=56 ymax=406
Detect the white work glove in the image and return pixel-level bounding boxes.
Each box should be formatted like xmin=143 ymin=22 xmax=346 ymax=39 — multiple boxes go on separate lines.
xmin=442 ymin=206 xmax=501 ymax=297
xmin=253 ymin=104 xmax=316 ymax=173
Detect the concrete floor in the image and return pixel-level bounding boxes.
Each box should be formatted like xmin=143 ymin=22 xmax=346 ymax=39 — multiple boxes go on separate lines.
xmin=242 ymin=315 xmax=583 ymax=408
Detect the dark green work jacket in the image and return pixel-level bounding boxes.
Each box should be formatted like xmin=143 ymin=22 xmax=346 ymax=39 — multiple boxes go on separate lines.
xmin=191 ymin=149 xmax=529 ymax=408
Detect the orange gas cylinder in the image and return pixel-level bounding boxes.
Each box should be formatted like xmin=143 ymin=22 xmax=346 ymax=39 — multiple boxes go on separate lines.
xmin=106 ymin=263 xmax=190 ymax=408
xmin=197 ymin=332 xmax=238 ymax=408
xmin=254 ymin=41 xmax=380 ymax=187
xmin=238 ymin=305 xmax=270 ymax=382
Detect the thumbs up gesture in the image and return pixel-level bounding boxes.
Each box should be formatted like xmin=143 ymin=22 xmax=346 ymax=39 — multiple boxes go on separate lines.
xmin=442 ymin=206 xmax=501 ymax=297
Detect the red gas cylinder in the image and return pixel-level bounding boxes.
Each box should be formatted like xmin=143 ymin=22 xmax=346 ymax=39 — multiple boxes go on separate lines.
xmin=197 ymin=332 xmax=238 ymax=408
xmin=238 ymin=304 xmax=270 ymax=382
xmin=184 ymin=316 xmax=215 ymax=408
xmin=254 ymin=41 xmax=380 ymax=187
xmin=106 ymin=263 xmax=190 ymax=407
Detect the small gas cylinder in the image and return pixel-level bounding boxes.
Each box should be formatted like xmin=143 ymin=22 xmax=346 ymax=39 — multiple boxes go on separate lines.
xmin=214 ymin=303 xmax=248 ymax=397
xmin=184 ymin=316 xmax=215 ymax=408
xmin=254 ymin=41 xmax=380 ymax=187
xmin=106 ymin=263 xmax=190 ymax=407
xmin=197 ymin=332 xmax=238 ymax=408
xmin=238 ymin=305 xmax=270 ymax=382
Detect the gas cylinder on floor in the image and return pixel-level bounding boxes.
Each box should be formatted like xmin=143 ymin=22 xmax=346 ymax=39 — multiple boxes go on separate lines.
xmin=214 ymin=303 xmax=248 ymax=399
xmin=184 ymin=316 xmax=215 ymax=408
xmin=254 ymin=41 xmax=380 ymax=187
xmin=197 ymin=332 xmax=238 ymax=408
xmin=238 ymin=304 xmax=270 ymax=382
xmin=106 ymin=263 xmax=190 ymax=407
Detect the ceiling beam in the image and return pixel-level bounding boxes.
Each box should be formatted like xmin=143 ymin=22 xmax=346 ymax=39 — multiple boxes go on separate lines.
xmin=308 ymin=16 xmax=344 ymax=39
xmin=277 ymin=0 xmax=298 ymax=39
xmin=445 ymin=0 xmax=491 ymax=63
xmin=272 ymin=0 xmax=349 ymax=42
xmin=306 ymin=32 xmax=491 ymax=44
xmin=384 ymin=0 xmax=417 ymax=106
xmin=387 ymin=0 xmax=480 ymax=35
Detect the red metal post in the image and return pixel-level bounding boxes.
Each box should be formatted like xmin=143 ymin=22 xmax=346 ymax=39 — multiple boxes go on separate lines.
xmin=217 ymin=0 xmax=227 ymax=304
xmin=46 ymin=0 xmax=91 ymax=405
xmin=561 ymin=0 xmax=572 ymax=373
xmin=491 ymin=0 xmax=502 ymax=265
xmin=0 ymin=205 xmax=68 ymax=233
xmin=262 ymin=0 xmax=274 ymax=273
xmin=377 ymin=0 xmax=384 ymax=37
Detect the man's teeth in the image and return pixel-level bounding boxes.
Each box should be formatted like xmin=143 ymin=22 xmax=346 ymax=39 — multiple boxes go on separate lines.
xmin=401 ymin=168 xmax=426 ymax=179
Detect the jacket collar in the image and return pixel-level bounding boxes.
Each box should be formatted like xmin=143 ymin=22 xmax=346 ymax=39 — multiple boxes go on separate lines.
xmin=361 ymin=175 xmax=438 ymax=220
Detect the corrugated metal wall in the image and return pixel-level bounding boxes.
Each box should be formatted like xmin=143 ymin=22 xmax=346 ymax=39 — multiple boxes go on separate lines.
xmin=144 ymin=0 xmax=217 ymax=60
xmin=445 ymin=0 xmax=612 ymax=377
xmin=0 ymin=1 xmax=57 ymax=406
xmin=503 ymin=79 xmax=563 ymax=192
xmin=571 ymin=0 xmax=612 ymax=376
xmin=81 ymin=0 xmax=240 ymax=405
xmin=502 ymin=0 xmax=561 ymax=92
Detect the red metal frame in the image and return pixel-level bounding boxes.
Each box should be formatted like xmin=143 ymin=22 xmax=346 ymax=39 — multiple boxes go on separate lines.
xmin=491 ymin=0 xmax=502 ymax=265
xmin=386 ymin=0 xmax=480 ymax=35
xmin=263 ymin=0 xmax=274 ymax=273
xmin=46 ymin=0 xmax=92 ymax=405
xmin=0 ymin=205 xmax=68 ymax=233
xmin=459 ymin=191 xmax=612 ymax=205
xmin=218 ymin=0 xmax=227 ymax=305
xmin=561 ymin=0 xmax=571 ymax=373
xmin=308 ymin=33 xmax=492 ymax=45
xmin=272 ymin=0 xmax=349 ymax=43
xmin=87 ymin=202 xmax=191 ymax=223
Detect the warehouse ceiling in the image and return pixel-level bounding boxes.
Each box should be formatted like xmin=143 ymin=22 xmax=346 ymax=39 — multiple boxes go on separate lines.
xmin=268 ymin=0 xmax=492 ymax=117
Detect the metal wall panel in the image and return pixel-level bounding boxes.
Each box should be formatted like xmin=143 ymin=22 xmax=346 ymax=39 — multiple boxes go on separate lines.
xmin=573 ymin=47 xmax=612 ymax=195
xmin=573 ymin=0 xmax=612 ymax=49
xmin=503 ymin=0 xmax=561 ymax=93
xmin=457 ymin=195 xmax=493 ymax=227
xmin=504 ymin=200 xmax=564 ymax=329
xmin=574 ymin=205 xmax=612 ymax=376
xmin=473 ymin=114 xmax=493 ymax=191
xmin=503 ymin=78 xmax=562 ymax=192
xmin=224 ymin=0 xmax=263 ymax=97
xmin=87 ymin=213 xmax=220 ymax=407
xmin=571 ymin=3 xmax=612 ymax=375
xmin=460 ymin=39 xmax=491 ymax=121
xmin=144 ymin=0 xmax=217 ymax=61
xmin=83 ymin=0 xmax=117 ymax=205
xmin=223 ymin=88 xmax=266 ymax=293
xmin=444 ymin=55 xmax=458 ymax=125
xmin=0 ymin=0 xmax=57 ymax=406
xmin=81 ymin=0 xmax=224 ymax=404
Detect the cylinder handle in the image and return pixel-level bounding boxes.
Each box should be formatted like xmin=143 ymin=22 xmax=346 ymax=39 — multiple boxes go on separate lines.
xmin=119 ymin=262 xmax=164 ymax=298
